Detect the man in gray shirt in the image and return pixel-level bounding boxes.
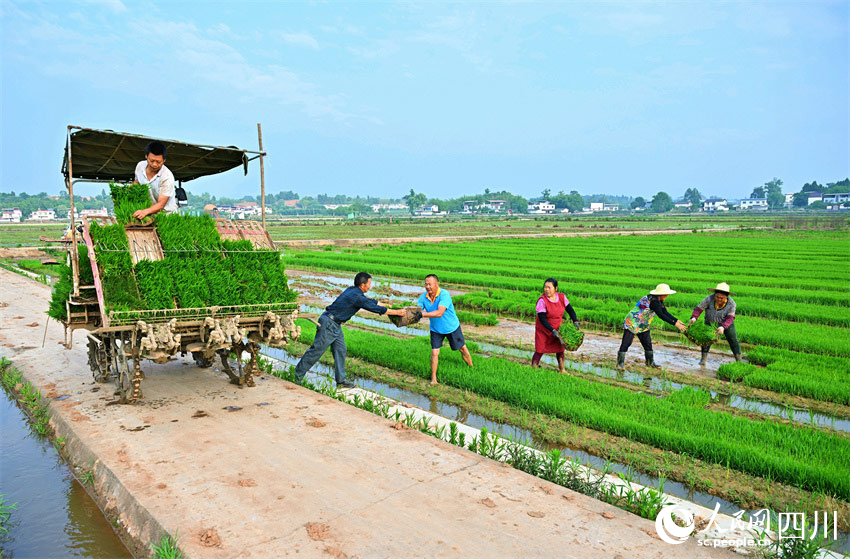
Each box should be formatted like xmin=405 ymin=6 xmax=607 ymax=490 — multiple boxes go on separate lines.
xmin=690 ymin=282 xmax=740 ymax=365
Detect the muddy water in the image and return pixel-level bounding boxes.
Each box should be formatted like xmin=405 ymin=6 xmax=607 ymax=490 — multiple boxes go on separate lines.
xmin=0 ymin=391 xmax=131 ymax=558
xmin=293 ymin=305 xmax=850 ymax=433
xmin=259 ymin=347 xmax=850 ymax=553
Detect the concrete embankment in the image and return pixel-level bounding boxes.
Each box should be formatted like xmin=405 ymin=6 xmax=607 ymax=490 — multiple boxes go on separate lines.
xmin=0 ymin=269 xmax=724 ymax=558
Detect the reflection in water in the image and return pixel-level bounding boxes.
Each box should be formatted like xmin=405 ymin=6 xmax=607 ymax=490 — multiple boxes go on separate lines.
xmin=0 ymin=393 xmax=131 ymax=558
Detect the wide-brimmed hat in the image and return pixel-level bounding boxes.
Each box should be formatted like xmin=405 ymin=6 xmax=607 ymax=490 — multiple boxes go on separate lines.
xmin=709 ymin=282 xmax=736 ymax=296
xmin=650 ymin=283 xmax=676 ymax=296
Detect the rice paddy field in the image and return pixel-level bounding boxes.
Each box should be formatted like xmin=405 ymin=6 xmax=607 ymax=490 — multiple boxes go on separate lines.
xmin=284 ymin=226 xmax=850 ymax=531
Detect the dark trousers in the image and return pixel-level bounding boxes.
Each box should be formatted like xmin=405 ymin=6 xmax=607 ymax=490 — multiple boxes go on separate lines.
xmin=619 ymin=329 xmax=652 ymax=353
xmin=702 ymin=323 xmax=741 ymax=355
xmin=295 ymin=312 xmax=347 ymax=383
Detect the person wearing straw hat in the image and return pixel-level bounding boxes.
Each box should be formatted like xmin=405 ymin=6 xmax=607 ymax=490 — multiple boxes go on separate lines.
xmin=690 ymin=282 xmax=741 ymax=365
xmin=617 ymin=283 xmax=686 ymax=369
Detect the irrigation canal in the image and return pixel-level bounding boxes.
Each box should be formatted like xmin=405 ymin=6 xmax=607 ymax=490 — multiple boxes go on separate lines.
xmin=0 ymin=387 xmax=131 ymax=558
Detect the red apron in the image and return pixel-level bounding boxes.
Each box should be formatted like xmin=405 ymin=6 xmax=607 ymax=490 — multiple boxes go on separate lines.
xmin=535 ymin=293 xmax=566 ymax=353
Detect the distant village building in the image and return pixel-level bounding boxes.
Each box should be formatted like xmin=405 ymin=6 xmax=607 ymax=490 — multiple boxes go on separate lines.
xmin=739 ymin=198 xmax=768 ymax=211
xmin=462 ymin=200 xmax=477 ymax=214
xmin=528 ymin=201 xmax=555 ymax=214
xmin=823 ymin=193 xmax=850 ymax=209
xmin=702 ymin=198 xmax=729 ymax=212
xmin=602 ymin=203 xmax=619 ymax=212
xmin=371 ymin=203 xmax=408 ymax=212
xmin=0 ymin=208 xmax=23 ymax=223
xmin=27 ymin=209 xmax=57 ymax=221
xmin=807 ymin=193 xmax=823 ymax=205
xmin=283 ymin=199 xmax=300 ymax=208
xmin=485 ymin=200 xmax=506 ymax=212
xmin=413 ymin=204 xmax=440 ymax=216
xmin=589 ymin=202 xmax=604 ymax=212
xmin=784 ymin=193 xmax=795 ymax=207
xmin=79 ymin=207 xmax=109 ymax=219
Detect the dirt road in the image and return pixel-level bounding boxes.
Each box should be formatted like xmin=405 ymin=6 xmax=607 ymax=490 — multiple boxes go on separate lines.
xmin=0 ymin=269 xmax=725 ymax=558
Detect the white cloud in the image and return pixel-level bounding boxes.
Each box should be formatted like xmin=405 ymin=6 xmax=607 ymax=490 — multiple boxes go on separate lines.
xmin=84 ymin=0 xmax=127 ymax=14
xmin=279 ymin=31 xmax=319 ymax=49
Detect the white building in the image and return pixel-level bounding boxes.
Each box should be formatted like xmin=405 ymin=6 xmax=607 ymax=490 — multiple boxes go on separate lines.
xmin=807 ymin=193 xmax=823 ymax=205
xmin=485 ymin=200 xmax=506 ymax=212
xmin=414 ymin=204 xmax=439 ymax=216
xmin=702 ymin=198 xmax=729 ymax=212
xmin=823 ymin=193 xmax=850 ymax=209
xmin=528 ymin=201 xmax=555 ymax=214
xmin=739 ymin=198 xmax=768 ymax=211
xmin=602 ymin=203 xmax=620 ymax=212
xmin=589 ymin=202 xmax=604 ymax=212
xmin=80 ymin=207 xmax=109 ymax=218
xmin=371 ymin=203 xmax=408 ymax=212
xmin=674 ymin=202 xmax=692 ymax=209
xmin=784 ymin=193 xmax=795 ymax=207
xmin=234 ymin=202 xmax=261 ymax=216
xmin=462 ymin=200 xmax=477 ymax=214
xmin=0 ymin=208 xmax=22 ymax=223
xmin=27 ymin=209 xmax=57 ymax=221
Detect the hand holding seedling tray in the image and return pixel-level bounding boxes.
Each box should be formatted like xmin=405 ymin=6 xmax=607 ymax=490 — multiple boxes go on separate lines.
xmin=389 ymin=305 xmax=423 ymax=327
xmin=557 ymin=322 xmax=584 ymax=351
xmin=683 ymin=320 xmax=718 ymax=346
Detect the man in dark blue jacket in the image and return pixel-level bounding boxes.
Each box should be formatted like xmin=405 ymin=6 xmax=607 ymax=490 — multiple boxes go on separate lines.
xmin=295 ymin=272 xmax=404 ymax=388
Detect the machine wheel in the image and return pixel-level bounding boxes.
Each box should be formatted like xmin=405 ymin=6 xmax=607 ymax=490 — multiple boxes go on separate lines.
xmin=192 ymin=351 xmax=215 ymax=368
xmin=87 ymin=338 xmax=111 ymax=383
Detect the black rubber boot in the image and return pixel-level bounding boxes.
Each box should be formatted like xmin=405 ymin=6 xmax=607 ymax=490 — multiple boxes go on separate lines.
xmin=699 ymin=349 xmax=709 ymax=367
xmin=645 ymin=350 xmax=660 ymax=368
xmin=617 ymin=351 xmax=626 ymax=370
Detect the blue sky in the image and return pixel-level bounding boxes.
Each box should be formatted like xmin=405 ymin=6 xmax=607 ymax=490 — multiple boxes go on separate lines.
xmin=1 ymin=1 xmax=847 ymax=201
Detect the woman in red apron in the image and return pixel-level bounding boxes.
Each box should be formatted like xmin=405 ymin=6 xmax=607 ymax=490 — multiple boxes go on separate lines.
xmin=533 ymin=278 xmax=580 ymax=374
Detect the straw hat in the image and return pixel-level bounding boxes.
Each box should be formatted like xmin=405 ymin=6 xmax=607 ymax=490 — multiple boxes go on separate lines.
xmin=650 ymin=283 xmax=676 ymax=296
xmin=709 ymin=282 xmax=736 ymax=296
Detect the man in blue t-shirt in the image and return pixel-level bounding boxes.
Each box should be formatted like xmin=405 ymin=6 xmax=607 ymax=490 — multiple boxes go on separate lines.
xmin=417 ymin=274 xmax=473 ymax=385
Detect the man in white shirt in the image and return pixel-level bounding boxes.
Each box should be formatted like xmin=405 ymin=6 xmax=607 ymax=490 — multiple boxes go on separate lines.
xmin=132 ymin=141 xmax=179 ymax=219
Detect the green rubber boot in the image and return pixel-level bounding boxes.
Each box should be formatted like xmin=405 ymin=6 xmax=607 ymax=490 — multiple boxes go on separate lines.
xmin=645 ymin=350 xmax=660 ymax=368
xmin=617 ymin=351 xmax=626 ymax=370
xmin=699 ymin=349 xmax=709 ymax=367
xmin=734 ymin=353 xmax=742 ymax=362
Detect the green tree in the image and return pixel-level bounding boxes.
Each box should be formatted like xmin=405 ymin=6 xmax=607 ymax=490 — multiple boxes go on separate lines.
xmin=807 ymin=200 xmax=827 ymax=210
xmin=764 ymin=178 xmax=785 ymax=209
xmin=683 ymin=188 xmax=702 ymax=209
xmin=402 ymin=189 xmax=427 ymax=215
xmin=630 ymin=196 xmax=646 ymax=209
xmin=650 ymin=192 xmax=674 ymax=213
xmin=750 ymin=186 xmax=766 ymax=198
xmin=792 ymin=192 xmax=810 ymax=208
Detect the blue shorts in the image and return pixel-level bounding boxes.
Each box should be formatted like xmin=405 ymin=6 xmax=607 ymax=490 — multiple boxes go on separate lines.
xmin=430 ymin=326 xmax=465 ymax=351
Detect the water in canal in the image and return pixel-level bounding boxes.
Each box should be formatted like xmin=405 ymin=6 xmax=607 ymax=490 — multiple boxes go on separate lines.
xmin=0 ymin=389 xmax=132 ymax=558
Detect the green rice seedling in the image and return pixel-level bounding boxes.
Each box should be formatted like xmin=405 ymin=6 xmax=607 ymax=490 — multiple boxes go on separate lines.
xmin=683 ymin=320 xmax=718 ymax=346
xmin=135 ymin=260 xmax=175 ymax=309
xmin=110 ymin=182 xmax=154 ymax=225
xmin=717 ymin=362 xmax=758 ymax=382
xmin=557 ymin=321 xmax=584 ymax=351
xmin=666 ymin=386 xmax=711 ymax=407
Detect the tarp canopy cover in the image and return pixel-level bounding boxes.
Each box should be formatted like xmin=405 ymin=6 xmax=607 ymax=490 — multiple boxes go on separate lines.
xmin=62 ymin=128 xmax=250 ymax=182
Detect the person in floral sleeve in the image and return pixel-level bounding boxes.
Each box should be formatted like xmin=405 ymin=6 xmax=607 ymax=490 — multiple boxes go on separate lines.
xmin=618 ymin=283 xmax=686 ymax=369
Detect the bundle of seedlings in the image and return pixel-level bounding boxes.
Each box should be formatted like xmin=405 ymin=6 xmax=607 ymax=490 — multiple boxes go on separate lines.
xmin=683 ymin=320 xmax=718 ymax=347
xmin=110 ymin=182 xmax=153 ymax=225
xmin=47 ymin=245 xmax=94 ymax=321
xmin=557 ymin=321 xmax=584 ymax=351
xmin=89 ymin=222 xmax=143 ymax=313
